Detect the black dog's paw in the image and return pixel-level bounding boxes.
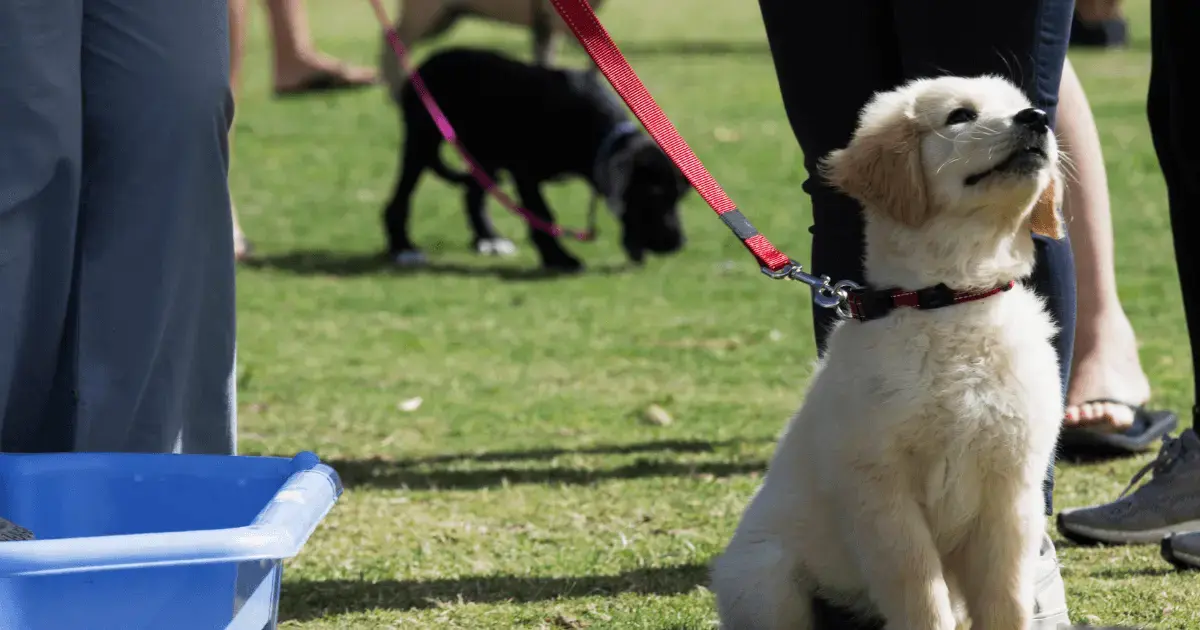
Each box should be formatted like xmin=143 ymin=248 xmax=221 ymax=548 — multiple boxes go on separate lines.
xmin=542 ymin=253 xmax=585 ymax=274
xmin=473 ymin=238 xmax=518 ymax=257
xmin=391 ymin=249 xmax=428 ymax=268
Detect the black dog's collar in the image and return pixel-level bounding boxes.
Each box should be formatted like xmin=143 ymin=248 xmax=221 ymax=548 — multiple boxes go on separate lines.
xmin=592 ymin=121 xmax=641 ymax=199
xmin=843 ymin=280 xmax=1016 ymax=322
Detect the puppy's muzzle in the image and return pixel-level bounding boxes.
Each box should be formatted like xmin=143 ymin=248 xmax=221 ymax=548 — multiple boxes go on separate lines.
xmin=964 ymin=108 xmax=1052 ymax=186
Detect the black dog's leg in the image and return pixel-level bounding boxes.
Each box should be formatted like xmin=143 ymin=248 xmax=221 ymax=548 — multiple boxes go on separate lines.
xmin=384 ymin=138 xmax=430 ymax=266
xmin=514 ymin=177 xmax=582 ymax=272
xmin=465 ymin=175 xmax=516 ymax=256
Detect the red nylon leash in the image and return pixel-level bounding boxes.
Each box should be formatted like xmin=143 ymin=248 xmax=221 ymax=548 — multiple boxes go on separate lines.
xmin=545 ymin=0 xmax=793 ymax=273
xmin=367 ymin=0 xmax=596 ymax=242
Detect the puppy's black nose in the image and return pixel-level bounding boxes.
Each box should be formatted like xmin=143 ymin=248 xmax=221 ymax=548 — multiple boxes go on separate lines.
xmin=1013 ymin=108 xmax=1049 ymax=133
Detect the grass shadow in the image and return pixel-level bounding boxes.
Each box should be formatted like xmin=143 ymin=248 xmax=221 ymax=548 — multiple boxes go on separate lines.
xmin=280 ymin=563 xmax=709 ymax=620
xmin=324 ymin=456 xmax=766 ymax=490
xmin=313 ymin=437 xmax=772 ymax=491
xmin=1056 ymin=441 xmax=1148 ymax=464
xmin=1085 ymin=566 xmax=1178 ymax=579
xmin=243 ymin=249 xmax=634 ymax=282
xmin=395 ymin=437 xmax=772 ymax=466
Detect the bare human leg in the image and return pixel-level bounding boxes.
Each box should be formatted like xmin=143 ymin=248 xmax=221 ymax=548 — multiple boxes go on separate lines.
xmin=266 ymin=0 xmax=376 ymax=95
xmin=228 ymin=0 xmax=252 ymax=261
xmin=1059 ymin=57 xmax=1151 ymax=432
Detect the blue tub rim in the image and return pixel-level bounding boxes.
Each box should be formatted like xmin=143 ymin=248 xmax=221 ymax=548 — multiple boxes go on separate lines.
xmin=0 ymin=451 xmax=342 ymax=578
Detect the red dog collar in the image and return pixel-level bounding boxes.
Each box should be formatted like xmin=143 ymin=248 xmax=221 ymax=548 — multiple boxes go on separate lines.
xmin=843 ymin=280 xmax=1017 ymax=322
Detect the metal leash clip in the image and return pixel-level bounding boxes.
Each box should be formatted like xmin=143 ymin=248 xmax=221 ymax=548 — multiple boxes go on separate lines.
xmin=761 ymin=262 xmax=863 ymax=319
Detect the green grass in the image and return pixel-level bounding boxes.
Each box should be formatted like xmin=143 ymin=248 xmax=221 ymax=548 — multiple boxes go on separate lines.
xmin=230 ymin=0 xmax=1198 ymax=627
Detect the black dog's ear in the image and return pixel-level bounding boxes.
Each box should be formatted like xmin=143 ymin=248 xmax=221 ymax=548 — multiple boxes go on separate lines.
xmin=675 ymin=165 xmax=692 ymax=197
xmin=562 ymin=69 xmax=588 ymax=94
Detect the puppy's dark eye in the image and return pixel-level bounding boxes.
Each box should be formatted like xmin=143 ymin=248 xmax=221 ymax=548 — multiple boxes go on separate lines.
xmin=945 ymin=108 xmax=977 ymax=126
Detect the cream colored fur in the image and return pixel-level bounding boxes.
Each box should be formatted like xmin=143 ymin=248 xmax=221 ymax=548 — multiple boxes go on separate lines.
xmin=710 ymin=75 xmax=1066 ymax=630
xmin=381 ymin=0 xmax=607 ymax=96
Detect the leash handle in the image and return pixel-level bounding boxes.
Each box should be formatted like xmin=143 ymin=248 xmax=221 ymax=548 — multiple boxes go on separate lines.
xmin=368 ymin=0 xmax=595 ymax=242
xmin=546 ymin=0 xmax=793 ymax=272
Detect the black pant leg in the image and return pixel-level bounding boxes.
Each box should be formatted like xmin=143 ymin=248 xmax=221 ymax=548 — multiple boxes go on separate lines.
xmin=756 ymin=0 xmax=904 ymax=352
xmin=1148 ymin=0 xmax=1200 ymax=429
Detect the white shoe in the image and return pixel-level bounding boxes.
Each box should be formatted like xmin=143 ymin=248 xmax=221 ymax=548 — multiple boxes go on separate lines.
xmin=1032 ymin=534 xmax=1071 ymax=629
xmin=475 ymin=238 xmax=517 ymax=257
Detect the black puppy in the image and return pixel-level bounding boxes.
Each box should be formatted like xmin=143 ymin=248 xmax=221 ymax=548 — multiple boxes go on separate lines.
xmin=384 ymin=47 xmax=690 ymax=271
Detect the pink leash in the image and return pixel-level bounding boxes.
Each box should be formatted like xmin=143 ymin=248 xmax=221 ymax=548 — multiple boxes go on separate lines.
xmin=366 ymin=0 xmax=596 ymax=242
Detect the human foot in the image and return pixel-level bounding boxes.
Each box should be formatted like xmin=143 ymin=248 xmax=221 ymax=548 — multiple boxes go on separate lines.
xmin=232 ymin=203 xmax=254 ymax=262
xmin=274 ymin=53 xmax=377 ymax=97
xmin=1064 ymin=310 xmax=1152 ymax=432
xmin=234 ymin=229 xmax=254 ymax=262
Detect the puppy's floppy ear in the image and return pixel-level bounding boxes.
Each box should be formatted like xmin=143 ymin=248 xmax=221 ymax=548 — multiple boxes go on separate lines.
xmin=818 ymin=120 xmax=929 ymax=227
xmin=1029 ymin=172 xmax=1065 ymax=239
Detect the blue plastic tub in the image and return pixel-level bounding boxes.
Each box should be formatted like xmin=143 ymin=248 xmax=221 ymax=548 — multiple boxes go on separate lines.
xmin=0 ymin=450 xmax=342 ymax=630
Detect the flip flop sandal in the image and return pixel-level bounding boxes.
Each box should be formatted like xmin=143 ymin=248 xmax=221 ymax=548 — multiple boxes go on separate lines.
xmin=273 ymin=70 xmax=376 ymax=98
xmin=1059 ymin=398 xmax=1178 ymax=456
xmin=1069 ymin=13 xmax=1129 ymax=49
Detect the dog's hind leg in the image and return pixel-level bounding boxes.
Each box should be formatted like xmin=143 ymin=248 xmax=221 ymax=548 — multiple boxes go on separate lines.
xmin=464 ymin=175 xmax=517 ymax=256
xmin=711 ymin=536 xmax=813 ymax=630
xmin=842 ymin=477 xmax=957 ymax=630
xmin=513 ymin=177 xmax=582 ymax=272
xmin=384 ymin=136 xmax=432 ymax=267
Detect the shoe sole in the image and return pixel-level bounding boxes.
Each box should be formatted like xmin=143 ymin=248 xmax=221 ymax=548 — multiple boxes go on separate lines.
xmin=1161 ymin=536 xmax=1200 ymax=570
xmin=1032 ymin=609 xmax=1071 ymax=629
xmin=1056 ymin=513 xmax=1200 ymax=545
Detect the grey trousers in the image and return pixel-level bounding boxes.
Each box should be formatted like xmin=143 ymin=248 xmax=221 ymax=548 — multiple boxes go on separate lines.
xmin=0 ymin=0 xmax=237 ymax=454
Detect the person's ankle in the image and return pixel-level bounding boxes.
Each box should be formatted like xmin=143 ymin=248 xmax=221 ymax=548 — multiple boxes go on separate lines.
xmin=1072 ymin=305 xmax=1136 ymax=346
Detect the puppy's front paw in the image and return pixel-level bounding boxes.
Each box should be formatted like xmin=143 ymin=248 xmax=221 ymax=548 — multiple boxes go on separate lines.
xmin=474 ymin=238 xmax=518 ymax=257
xmin=392 ymin=249 xmax=428 ymax=267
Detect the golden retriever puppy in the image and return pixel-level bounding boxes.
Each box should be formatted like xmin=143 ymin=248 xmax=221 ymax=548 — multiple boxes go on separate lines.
xmin=711 ymin=75 xmax=1067 ymax=630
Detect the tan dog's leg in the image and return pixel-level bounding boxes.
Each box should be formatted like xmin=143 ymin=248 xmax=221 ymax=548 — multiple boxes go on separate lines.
xmin=529 ymin=0 xmax=559 ymax=66
xmin=381 ymin=0 xmax=451 ymax=97
xmin=949 ymin=489 xmax=1041 ymax=630
xmin=533 ymin=28 xmax=559 ymax=66
xmin=845 ymin=478 xmax=957 ymax=630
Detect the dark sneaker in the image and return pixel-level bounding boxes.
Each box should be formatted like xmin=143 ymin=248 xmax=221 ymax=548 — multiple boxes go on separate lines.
xmin=1057 ymin=429 xmax=1200 ymax=544
xmin=1162 ymin=530 xmax=1200 ymax=570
